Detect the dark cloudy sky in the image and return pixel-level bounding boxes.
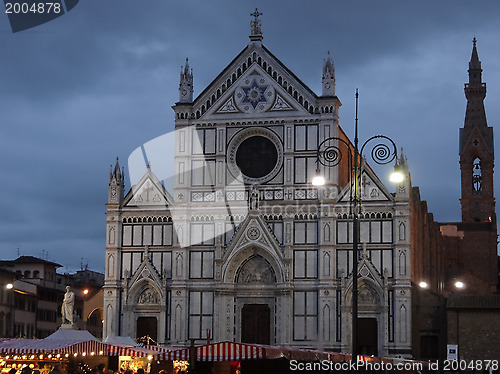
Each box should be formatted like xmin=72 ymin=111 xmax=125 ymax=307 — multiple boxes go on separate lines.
xmin=1 ymin=1 xmax=499 ymax=273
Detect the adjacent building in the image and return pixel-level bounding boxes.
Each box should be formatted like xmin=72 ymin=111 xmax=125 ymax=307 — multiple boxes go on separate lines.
xmin=410 ymin=38 xmax=499 ymax=361
xmin=0 ymin=257 xmax=104 ymax=339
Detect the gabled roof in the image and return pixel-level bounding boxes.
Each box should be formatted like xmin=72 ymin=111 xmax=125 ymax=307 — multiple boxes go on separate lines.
xmin=181 ymin=41 xmax=340 ymax=120
xmin=123 ymin=167 xmax=173 ymax=208
xmin=338 ymin=165 xmax=394 ymax=204
xmin=221 ymin=212 xmax=285 ymax=283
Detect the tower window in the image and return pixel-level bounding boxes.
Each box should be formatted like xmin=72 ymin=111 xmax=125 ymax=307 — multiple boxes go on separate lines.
xmin=473 ymin=157 xmax=482 ymax=192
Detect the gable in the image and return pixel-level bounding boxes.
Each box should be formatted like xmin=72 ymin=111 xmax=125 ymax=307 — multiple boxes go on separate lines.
xmin=459 ymin=125 xmax=494 ymax=157
xmin=339 ymin=168 xmax=394 ymax=203
xmin=124 ymin=171 xmax=172 ymax=208
xmin=221 ymin=213 xmax=285 ymax=283
xmin=191 ymin=43 xmax=323 ymax=121
xmin=202 ymin=65 xmax=310 ymax=120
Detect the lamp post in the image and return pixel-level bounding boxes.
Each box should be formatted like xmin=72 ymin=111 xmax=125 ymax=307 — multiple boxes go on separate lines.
xmin=5 ymin=283 xmax=14 ymax=337
xmin=313 ymin=90 xmax=402 ymax=363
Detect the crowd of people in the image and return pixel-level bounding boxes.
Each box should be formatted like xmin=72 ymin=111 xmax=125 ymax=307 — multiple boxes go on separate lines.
xmin=5 ymin=364 xmax=187 ymax=374
xmin=5 ymin=364 xmax=159 ymax=374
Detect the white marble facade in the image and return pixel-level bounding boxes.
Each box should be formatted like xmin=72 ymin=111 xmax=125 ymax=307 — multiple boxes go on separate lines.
xmin=103 ymin=14 xmax=412 ymax=357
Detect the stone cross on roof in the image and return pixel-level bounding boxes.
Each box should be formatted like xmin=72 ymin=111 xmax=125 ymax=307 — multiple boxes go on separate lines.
xmin=251 ymin=8 xmax=262 ymax=20
xmin=250 ymin=8 xmax=263 ymax=41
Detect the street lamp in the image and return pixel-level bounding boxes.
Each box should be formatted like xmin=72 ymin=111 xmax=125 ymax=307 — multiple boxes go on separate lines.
xmin=419 ymin=281 xmax=429 ymax=289
xmin=454 ymin=281 xmax=465 ymax=289
xmin=5 ymin=283 xmax=14 ymax=337
xmin=313 ymin=90 xmax=401 ymax=362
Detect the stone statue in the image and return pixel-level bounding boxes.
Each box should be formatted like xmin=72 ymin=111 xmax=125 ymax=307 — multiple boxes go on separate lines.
xmin=249 ymin=185 xmax=259 ymax=210
xmin=61 ymin=285 xmax=75 ymax=326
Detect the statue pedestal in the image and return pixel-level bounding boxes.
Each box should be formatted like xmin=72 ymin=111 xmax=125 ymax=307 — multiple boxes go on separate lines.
xmin=46 ymin=327 xmax=99 ymax=341
xmin=60 ymin=323 xmax=76 ymax=330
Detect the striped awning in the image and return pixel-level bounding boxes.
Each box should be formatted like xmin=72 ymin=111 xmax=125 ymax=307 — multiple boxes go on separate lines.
xmin=0 ymin=338 xmax=179 ymax=359
xmin=197 ymin=342 xmax=264 ymax=361
xmin=0 ymin=339 xmax=111 ymax=356
xmin=55 ymin=340 xmax=110 ymax=356
xmin=154 ymin=342 xmax=265 ymax=362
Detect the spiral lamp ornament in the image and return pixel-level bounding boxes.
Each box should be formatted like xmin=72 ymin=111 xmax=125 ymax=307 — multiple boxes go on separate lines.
xmin=317 ymin=137 xmax=351 ymax=168
xmin=361 ymin=135 xmax=398 ymax=165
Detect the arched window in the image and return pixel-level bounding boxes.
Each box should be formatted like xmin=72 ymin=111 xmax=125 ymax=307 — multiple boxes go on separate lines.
xmin=473 ymin=157 xmax=482 ymax=192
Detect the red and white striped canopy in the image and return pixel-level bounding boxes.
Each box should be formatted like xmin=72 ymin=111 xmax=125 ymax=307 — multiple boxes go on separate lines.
xmin=197 ymin=342 xmax=264 ymax=361
xmin=0 ymin=339 xmax=111 ymax=356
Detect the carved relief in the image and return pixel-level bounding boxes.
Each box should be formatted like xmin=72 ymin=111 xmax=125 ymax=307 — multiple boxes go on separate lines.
xmin=138 ymin=287 xmax=159 ymax=304
xmin=358 ymin=283 xmax=380 ymax=305
xmin=236 ymin=255 xmax=276 ymax=283
xmin=246 ymin=226 xmax=261 ymax=240
xmin=271 ymin=94 xmax=293 ymax=111
xmin=216 ymin=97 xmax=240 ymax=113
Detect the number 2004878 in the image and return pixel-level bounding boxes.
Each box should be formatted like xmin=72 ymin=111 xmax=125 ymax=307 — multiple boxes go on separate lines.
xmin=5 ymin=2 xmax=62 ymax=14
xmin=443 ymin=360 xmax=499 ymax=371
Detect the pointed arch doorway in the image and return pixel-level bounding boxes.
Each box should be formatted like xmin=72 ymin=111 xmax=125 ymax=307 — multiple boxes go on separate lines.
xmin=234 ymin=253 xmax=277 ymax=345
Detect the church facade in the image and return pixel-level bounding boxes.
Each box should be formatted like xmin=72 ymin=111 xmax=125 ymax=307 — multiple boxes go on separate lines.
xmin=103 ymin=13 xmax=413 ymax=356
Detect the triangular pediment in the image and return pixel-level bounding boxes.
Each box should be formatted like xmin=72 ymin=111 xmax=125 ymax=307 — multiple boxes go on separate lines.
xmin=223 ymin=213 xmax=283 ymax=261
xmin=345 ymin=251 xmax=384 ymax=304
xmin=339 ymin=167 xmax=393 ymax=203
xmin=460 ymin=125 xmax=494 ymax=156
xmin=191 ymin=43 xmax=322 ymax=121
xmin=202 ymin=66 xmax=310 ymax=120
xmin=221 ymin=212 xmax=285 ymax=283
xmin=357 ymin=251 xmax=384 ymax=287
xmin=123 ymin=169 xmax=173 ymax=208
xmin=127 ymin=254 xmax=165 ymax=304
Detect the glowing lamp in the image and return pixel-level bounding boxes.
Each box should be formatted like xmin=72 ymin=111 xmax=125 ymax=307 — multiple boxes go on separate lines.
xmin=311 ymin=169 xmax=326 ymax=186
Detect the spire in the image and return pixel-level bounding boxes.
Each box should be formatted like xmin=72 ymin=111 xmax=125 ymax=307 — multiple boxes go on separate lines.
xmin=249 ymin=8 xmax=263 ymax=42
xmin=395 ymin=148 xmax=411 ymax=200
xmin=108 ymin=157 xmax=124 ymax=205
xmin=463 ymin=37 xmax=487 ymax=131
xmin=468 ymin=37 xmax=482 ymax=84
xmin=179 ymin=57 xmax=193 ymax=103
xmin=469 ymin=37 xmax=481 ymax=71
xmin=113 ymin=157 xmax=121 ymax=181
xmin=322 ymin=51 xmax=335 ymax=96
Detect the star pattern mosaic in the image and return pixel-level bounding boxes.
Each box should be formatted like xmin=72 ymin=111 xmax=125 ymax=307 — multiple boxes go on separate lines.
xmin=242 ymin=80 xmax=268 ymax=109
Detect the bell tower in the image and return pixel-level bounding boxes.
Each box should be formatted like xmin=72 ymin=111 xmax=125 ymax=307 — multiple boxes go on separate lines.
xmin=459 ymin=38 xmax=495 ymax=223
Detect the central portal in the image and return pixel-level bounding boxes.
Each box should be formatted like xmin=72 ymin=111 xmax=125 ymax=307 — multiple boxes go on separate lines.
xmin=357 ymin=318 xmax=378 ymax=355
xmin=241 ymin=304 xmax=270 ymax=344
xmin=136 ymin=316 xmax=158 ymax=342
